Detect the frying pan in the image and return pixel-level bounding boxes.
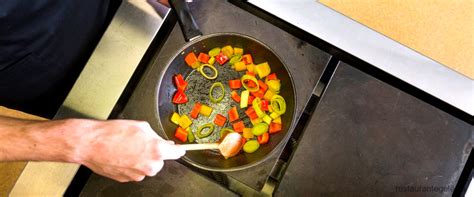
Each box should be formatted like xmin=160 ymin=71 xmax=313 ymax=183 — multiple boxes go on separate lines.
xmin=155 ymin=0 xmax=296 ymax=171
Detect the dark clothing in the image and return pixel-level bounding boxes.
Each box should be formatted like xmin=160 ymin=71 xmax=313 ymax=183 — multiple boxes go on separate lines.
xmin=0 ymin=0 xmax=111 ymax=118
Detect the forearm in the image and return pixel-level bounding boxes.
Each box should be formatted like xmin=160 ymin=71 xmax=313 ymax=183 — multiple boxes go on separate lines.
xmin=0 ymin=116 xmax=80 ymax=163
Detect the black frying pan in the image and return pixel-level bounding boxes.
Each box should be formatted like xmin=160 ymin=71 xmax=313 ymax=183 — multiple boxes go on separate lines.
xmin=155 ymin=0 xmax=296 ymax=171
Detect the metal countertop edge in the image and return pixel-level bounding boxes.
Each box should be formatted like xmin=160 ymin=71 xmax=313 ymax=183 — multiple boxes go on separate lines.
xmin=248 ymin=0 xmax=473 ymax=116
xmin=9 ymin=1 xmax=170 ymax=196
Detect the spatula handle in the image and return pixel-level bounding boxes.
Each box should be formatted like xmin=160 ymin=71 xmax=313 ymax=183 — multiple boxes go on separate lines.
xmin=179 ymin=143 xmax=219 ymax=150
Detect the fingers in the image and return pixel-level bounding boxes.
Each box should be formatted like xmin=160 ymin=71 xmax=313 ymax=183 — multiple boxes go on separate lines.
xmin=156 ymin=141 xmax=186 ymax=160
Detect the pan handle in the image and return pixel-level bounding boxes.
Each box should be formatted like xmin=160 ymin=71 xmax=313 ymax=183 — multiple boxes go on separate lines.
xmin=169 ymin=0 xmax=203 ymax=42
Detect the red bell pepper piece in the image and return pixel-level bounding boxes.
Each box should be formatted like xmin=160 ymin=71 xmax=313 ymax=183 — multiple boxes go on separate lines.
xmin=251 ymin=89 xmax=265 ymax=99
xmin=258 ymin=80 xmax=267 ymax=92
xmin=267 ymin=73 xmax=278 ymax=80
xmin=213 ymin=114 xmax=227 ymax=127
xmin=215 ymin=52 xmax=229 ymax=65
xmin=257 ymin=132 xmax=269 ymax=144
xmin=229 ymin=79 xmax=242 ymax=89
xmin=172 ymin=91 xmax=188 ymax=104
xmin=261 ymin=100 xmax=269 ymax=111
xmin=246 ymin=80 xmax=257 ymax=89
xmin=185 ymin=52 xmax=198 ymax=67
xmin=190 ymin=102 xmax=202 ymax=119
xmin=269 ymin=122 xmax=282 ymax=134
xmin=232 ymin=120 xmax=245 ymax=132
xmin=231 ymin=90 xmax=241 ymax=103
xmin=173 ymin=74 xmax=188 ymax=92
xmin=246 ymin=71 xmax=256 ymax=77
xmin=241 ymin=54 xmax=253 ymax=65
xmin=174 ymin=127 xmax=188 ymax=142
xmin=245 ymin=106 xmax=259 ymax=120
xmin=228 ymin=106 xmax=240 ymax=122
xmin=248 ymin=95 xmax=255 ymax=105
xmin=197 ymin=52 xmax=210 ymax=63
xmin=241 ymin=137 xmax=247 ymax=147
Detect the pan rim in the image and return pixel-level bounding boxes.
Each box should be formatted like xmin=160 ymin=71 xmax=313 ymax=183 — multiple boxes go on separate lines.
xmin=155 ymin=32 xmax=298 ymax=172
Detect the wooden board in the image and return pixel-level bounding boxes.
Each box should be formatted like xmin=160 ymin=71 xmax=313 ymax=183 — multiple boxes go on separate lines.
xmin=0 ymin=107 xmax=45 ymax=196
xmin=320 ymin=0 xmax=474 ymax=79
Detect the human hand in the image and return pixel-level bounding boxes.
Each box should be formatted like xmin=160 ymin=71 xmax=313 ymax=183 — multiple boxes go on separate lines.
xmin=72 ymin=119 xmax=184 ymax=182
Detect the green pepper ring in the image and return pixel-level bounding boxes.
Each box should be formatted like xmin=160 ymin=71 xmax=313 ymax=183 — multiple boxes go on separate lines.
xmin=252 ymin=97 xmax=265 ymax=118
xmin=241 ymin=74 xmax=259 ymax=92
xmin=199 ymin=64 xmax=218 ymax=80
xmin=271 ymin=95 xmax=286 ymax=115
xmin=209 ymin=82 xmax=225 ymax=103
xmin=197 ymin=123 xmax=215 ymax=138
xmin=229 ymin=54 xmax=242 ymax=65
xmin=219 ymin=128 xmax=234 ymax=139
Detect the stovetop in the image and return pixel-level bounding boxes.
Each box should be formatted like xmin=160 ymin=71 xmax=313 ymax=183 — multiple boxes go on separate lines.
xmin=80 ymin=0 xmax=330 ymax=196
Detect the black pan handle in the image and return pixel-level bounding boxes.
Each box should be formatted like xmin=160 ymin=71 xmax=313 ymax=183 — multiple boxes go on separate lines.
xmin=169 ymin=0 xmax=202 ymax=42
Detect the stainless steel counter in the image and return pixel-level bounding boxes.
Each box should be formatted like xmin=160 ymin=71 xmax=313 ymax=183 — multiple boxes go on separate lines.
xmin=248 ymin=0 xmax=473 ymax=116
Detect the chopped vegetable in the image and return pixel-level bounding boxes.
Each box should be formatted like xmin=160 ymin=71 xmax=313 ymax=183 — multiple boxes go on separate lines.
xmin=245 ymin=107 xmax=259 ymax=120
xmin=252 ymin=98 xmax=266 ymax=118
xmin=269 ymin=122 xmax=282 ymax=134
xmin=241 ymin=138 xmax=247 ymax=147
xmin=190 ymin=102 xmax=202 ymax=119
xmin=243 ymin=140 xmax=260 ymax=153
xmin=187 ymin=127 xmax=195 ymax=142
xmin=229 ymin=79 xmax=242 ymax=89
xmin=240 ymin=90 xmax=249 ymax=108
xmin=208 ymin=57 xmax=216 ymax=65
xmin=271 ymin=95 xmax=286 ymax=115
xmin=257 ymin=132 xmax=269 ymax=144
xmin=250 ymin=118 xmax=263 ymax=125
xmin=171 ymin=112 xmax=180 ymax=125
xmin=178 ymin=114 xmax=193 ymax=129
xmin=173 ymin=74 xmax=188 ymax=92
xmin=262 ymin=115 xmax=272 ymax=124
xmin=250 ymin=89 xmax=264 ymax=98
xmin=208 ymin=47 xmax=221 ymax=57
xmin=196 ymin=123 xmax=215 ymax=138
xmin=267 ymin=73 xmax=278 ymax=80
xmin=215 ymin=52 xmax=229 ymax=65
xmin=258 ymin=80 xmax=268 ymax=92
xmin=214 ymin=114 xmax=227 ymax=127
xmin=219 ymin=128 xmax=234 ymax=138
xmin=248 ymin=95 xmax=255 ymax=106
xmin=209 ymin=82 xmax=225 ymax=103
xmin=234 ymin=47 xmax=243 ymax=55
xmin=241 ymin=74 xmax=259 ymax=92
xmin=263 ymin=90 xmax=275 ymax=101
xmin=255 ymin=62 xmax=271 ymax=78
xmin=232 ymin=120 xmax=245 ymax=132
xmin=228 ymin=106 xmax=239 ymax=122
xmin=234 ymin=61 xmax=247 ymax=71
xmin=175 ymin=127 xmax=188 ymax=142
xmin=198 ymin=64 xmax=218 ymax=80
xmin=221 ymin=45 xmax=234 ymax=57
xmin=229 ymin=55 xmax=242 ymax=65
xmin=272 ymin=117 xmax=282 ymax=124
xmin=231 ymin=90 xmax=241 ymax=103
xmin=252 ymin=122 xmax=269 ymax=136
xmin=246 ymin=71 xmax=256 ymax=76
xmin=198 ymin=53 xmax=210 ymax=63
xmin=172 ymin=91 xmax=188 ymax=104
xmin=261 ymin=100 xmax=269 ymax=111
xmin=185 ymin=52 xmax=198 ymax=68
xmin=267 ymin=80 xmax=281 ymax=93
xmin=199 ymin=104 xmax=213 ymax=117
xmin=246 ymin=64 xmax=255 ymax=73
xmin=243 ymin=128 xmax=254 ymax=139
xmin=242 ymin=54 xmax=253 ymax=65
xmin=269 ymin=111 xmax=280 ymax=119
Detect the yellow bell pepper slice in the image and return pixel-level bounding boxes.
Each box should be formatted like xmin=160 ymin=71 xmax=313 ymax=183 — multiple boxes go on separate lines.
xmin=266 ymin=79 xmax=281 ymax=93
xmin=178 ymin=114 xmax=193 ymax=129
xmin=246 ymin=63 xmax=255 ymax=73
xmin=234 ymin=61 xmax=247 ymax=71
xmin=255 ymin=62 xmax=271 ymax=78
xmin=243 ymin=128 xmax=254 ymax=139
xmin=234 ymin=47 xmax=243 ymax=55
xmin=263 ymin=90 xmax=275 ymax=101
xmin=199 ymin=104 xmax=213 ymax=117
xmin=240 ymin=90 xmax=250 ymax=109
xmin=171 ymin=112 xmax=180 ymax=125
xmin=272 ymin=117 xmax=282 ymax=124
xmin=221 ymin=45 xmax=234 ymax=57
